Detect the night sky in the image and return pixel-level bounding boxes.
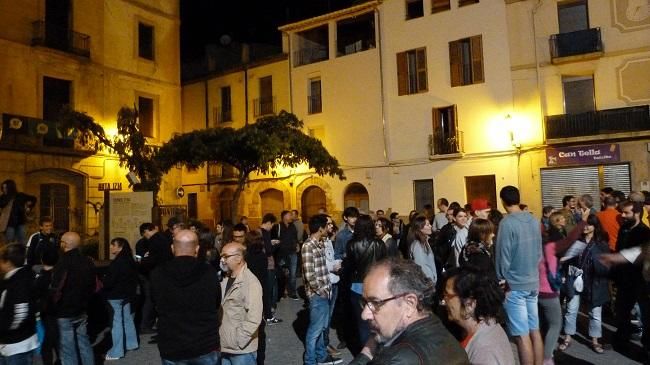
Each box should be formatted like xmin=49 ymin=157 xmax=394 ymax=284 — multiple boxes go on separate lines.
xmin=180 ymin=0 xmax=356 ymax=62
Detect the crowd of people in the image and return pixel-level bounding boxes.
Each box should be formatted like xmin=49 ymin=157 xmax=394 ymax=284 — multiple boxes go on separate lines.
xmin=0 ymin=175 xmax=649 ymax=365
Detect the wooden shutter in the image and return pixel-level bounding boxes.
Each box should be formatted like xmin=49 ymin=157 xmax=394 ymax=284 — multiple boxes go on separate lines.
xmin=449 ymin=41 xmax=462 ymax=87
xmin=432 ymin=107 xmax=441 ymax=135
xmin=459 ymin=0 xmax=479 ymax=6
xmin=432 ymin=0 xmax=451 ymax=13
xmin=397 ymin=52 xmax=408 ymax=95
xmin=416 ymin=48 xmax=428 ymax=92
xmin=470 ymin=35 xmax=484 ymax=84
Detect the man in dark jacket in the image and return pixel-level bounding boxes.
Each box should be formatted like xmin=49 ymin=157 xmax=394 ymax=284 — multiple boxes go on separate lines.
xmin=25 ymin=216 xmax=58 ymax=268
xmin=349 ymin=259 xmax=469 ymax=365
xmin=52 ymin=231 xmax=96 ymax=365
xmin=150 ymin=229 xmax=221 ymax=364
xmin=0 ymin=243 xmax=39 ymax=362
xmin=274 ymin=210 xmax=299 ymax=299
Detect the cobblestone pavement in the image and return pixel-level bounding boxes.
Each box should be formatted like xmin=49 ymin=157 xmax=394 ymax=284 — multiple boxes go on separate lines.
xmin=45 ymin=292 xmax=642 ymax=365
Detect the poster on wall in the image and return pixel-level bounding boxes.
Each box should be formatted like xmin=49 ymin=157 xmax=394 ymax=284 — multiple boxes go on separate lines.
xmin=109 ymin=191 xmax=153 ymax=252
xmin=546 ymin=144 xmax=620 ymax=166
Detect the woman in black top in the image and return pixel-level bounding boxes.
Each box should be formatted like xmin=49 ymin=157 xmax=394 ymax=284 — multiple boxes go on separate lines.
xmin=104 ymin=237 xmax=139 ymax=360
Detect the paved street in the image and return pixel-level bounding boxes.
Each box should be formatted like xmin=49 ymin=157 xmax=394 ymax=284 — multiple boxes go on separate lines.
xmin=81 ymin=289 xmax=644 ymax=365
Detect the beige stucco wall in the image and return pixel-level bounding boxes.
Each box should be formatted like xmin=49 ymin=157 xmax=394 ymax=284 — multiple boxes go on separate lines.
xmin=0 ymin=0 xmax=182 ymax=237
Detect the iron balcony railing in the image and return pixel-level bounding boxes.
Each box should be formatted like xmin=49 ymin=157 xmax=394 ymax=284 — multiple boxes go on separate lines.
xmin=32 ymin=20 xmax=90 ymax=58
xmin=308 ymin=95 xmax=322 ymax=114
xmin=214 ymin=106 xmax=232 ymax=125
xmin=429 ymin=130 xmax=464 ymax=155
xmin=550 ymin=27 xmax=602 ymax=59
xmin=545 ymin=105 xmax=650 ymax=139
xmin=253 ymin=97 xmax=275 ymax=117
xmin=293 ymin=46 xmax=328 ymax=66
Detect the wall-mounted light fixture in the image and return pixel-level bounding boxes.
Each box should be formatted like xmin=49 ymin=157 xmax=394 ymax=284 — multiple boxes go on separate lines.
xmin=505 ymin=114 xmax=521 ymax=149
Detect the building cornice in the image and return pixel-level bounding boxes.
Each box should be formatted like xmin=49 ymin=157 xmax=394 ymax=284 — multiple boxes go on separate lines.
xmin=278 ymin=1 xmax=381 ymax=33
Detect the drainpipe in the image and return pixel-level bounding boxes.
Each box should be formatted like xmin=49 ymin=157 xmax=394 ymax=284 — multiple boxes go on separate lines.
xmin=243 ymin=43 xmax=250 ymax=125
xmin=532 ymin=0 xmax=546 ymax=144
xmin=376 ymin=8 xmax=389 ymax=165
xmin=204 ymin=80 xmax=210 ymax=191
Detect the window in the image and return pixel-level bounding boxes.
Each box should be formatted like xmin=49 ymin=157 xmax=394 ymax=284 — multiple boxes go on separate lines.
xmin=431 ymin=105 xmax=460 ymax=155
xmin=138 ymin=96 xmax=155 ymax=138
xmin=295 ymin=26 xmax=328 ymax=66
xmin=308 ymin=78 xmax=322 ymax=114
xmin=449 ymin=35 xmax=484 ymax=87
xmin=43 ymin=76 xmax=71 ymax=121
xmin=413 ymin=179 xmax=434 ymax=212
xmin=188 ymin=193 xmax=198 ymax=220
xmin=40 ymin=183 xmax=69 ymax=232
xmin=138 ymin=22 xmax=154 ymax=60
xmin=406 ymin=0 xmax=424 ymax=20
xmin=562 ymin=75 xmax=595 ymax=114
xmin=255 ymin=76 xmax=274 ymax=117
xmin=459 ymin=0 xmax=479 ymax=7
xmin=432 ymin=0 xmax=451 ymax=13
xmin=218 ymin=86 xmax=232 ymax=123
xmin=337 ymin=12 xmax=376 ymax=56
xmin=397 ymin=48 xmax=427 ymax=95
xmin=558 ymin=0 xmax=589 ymax=34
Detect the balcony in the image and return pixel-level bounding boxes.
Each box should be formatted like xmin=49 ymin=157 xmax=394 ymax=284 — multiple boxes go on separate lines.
xmin=550 ymin=27 xmax=602 ymax=63
xmin=429 ymin=130 xmax=464 ymax=156
xmin=545 ymin=105 xmax=650 ymax=141
xmin=308 ymin=95 xmax=322 ymax=114
xmin=214 ymin=106 xmax=232 ymax=125
xmin=207 ymin=162 xmax=238 ymax=184
xmin=253 ymin=97 xmax=275 ymax=118
xmin=0 ymin=113 xmax=94 ymax=156
xmin=293 ymin=47 xmax=328 ymax=67
xmin=32 ymin=20 xmax=90 ymax=58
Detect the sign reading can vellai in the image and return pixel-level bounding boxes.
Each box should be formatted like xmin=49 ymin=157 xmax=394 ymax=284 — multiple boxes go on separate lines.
xmin=546 ymin=144 xmax=620 ymax=166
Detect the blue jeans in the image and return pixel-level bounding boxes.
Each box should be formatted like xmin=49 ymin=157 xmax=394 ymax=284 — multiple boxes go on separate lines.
xmin=5 ymin=225 xmax=26 ymax=245
xmin=162 ymin=351 xmax=220 ymax=365
xmin=503 ymin=290 xmax=539 ymax=337
xmin=286 ymin=253 xmax=298 ymax=296
xmin=58 ymin=315 xmax=95 ymax=365
xmin=324 ymin=284 xmax=338 ymax=347
xmin=107 ymin=300 xmax=139 ymax=358
xmin=0 ymin=350 xmax=34 ymax=365
xmin=564 ymin=294 xmax=602 ymax=338
xmin=304 ymin=294 xmax=330 ymax=365
xmin=221 ymin=352 xmax=256 ymax=365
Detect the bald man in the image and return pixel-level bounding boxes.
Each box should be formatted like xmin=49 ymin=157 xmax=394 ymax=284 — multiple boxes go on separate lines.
xmin=150 ymin=230 xmax=221 ymax=365
xmin=52 ymin=231 xmax=96 ymax=365
xmin=220 ymin=242 xmax=263 ymax=365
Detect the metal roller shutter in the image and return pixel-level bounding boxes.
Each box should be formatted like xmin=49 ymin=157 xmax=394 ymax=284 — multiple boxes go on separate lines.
xmin=541 ymin=166 xmax=600 ymax=209
xmin=603 ymin=164 xmax=631 ymax=197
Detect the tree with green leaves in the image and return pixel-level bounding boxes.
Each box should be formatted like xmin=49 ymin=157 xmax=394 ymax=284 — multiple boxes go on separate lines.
xmin=156 ymin=110 xmax=345 ymax=220
xmin=59 ymin=106 xmax=162 ymax=194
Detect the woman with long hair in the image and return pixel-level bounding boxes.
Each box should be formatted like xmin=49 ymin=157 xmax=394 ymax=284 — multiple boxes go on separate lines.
xmin=375 ymin=217 xmax=399 ymax=257
xmin=408 ymin=216 xmax=437 ymax=284
xmin=443 ymin=267 xmax=514 ymax=365
xmin=459 ymin=218 xmax=495 ymax=278
xmin=346 ymin=214 xmax=387 ymax=348
xmin=560 ymin=214 xmax=610 ymax=354
xmin=104 ymin=237 xmax=139 ymax=360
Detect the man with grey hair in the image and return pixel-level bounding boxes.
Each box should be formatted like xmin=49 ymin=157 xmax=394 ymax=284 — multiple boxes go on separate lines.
xmin=349 ymin=259 xmax=468 ymax=365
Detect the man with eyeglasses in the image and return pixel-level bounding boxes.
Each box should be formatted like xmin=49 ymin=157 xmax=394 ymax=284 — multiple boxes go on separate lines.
xmin=301 ymin=214 xmax=342 ymax=365
xmin=219 ymin=242 xmax=263 ymax=365
xmin=349 ymin=259 xmax=468 ymax=365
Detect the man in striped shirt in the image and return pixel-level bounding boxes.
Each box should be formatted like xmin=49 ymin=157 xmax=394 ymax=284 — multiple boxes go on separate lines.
xmin=302 ymin=214 xmax=342 ymax=365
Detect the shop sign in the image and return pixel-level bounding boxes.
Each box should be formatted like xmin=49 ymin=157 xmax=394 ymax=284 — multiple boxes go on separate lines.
xmin=546 ymin=144 xmax=620 ymax=166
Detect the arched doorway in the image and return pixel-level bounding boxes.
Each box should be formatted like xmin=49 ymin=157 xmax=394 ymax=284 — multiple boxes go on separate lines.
xmin=218 ymin=189 xmax=233 ymax=223
xmin=260 ymin=188 xmax=284 ymax=218
xmin=344 ymin=182 xmax=369 ymax=212
xmin=301 ymin=186 xmax=326 ymax=221
xmin=25 ymin=168 xmax=87 ymax=235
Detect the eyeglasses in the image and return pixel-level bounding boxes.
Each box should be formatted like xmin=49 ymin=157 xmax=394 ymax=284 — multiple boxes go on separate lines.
xmin=232 ymin=234 xmax=245 ymax=239
xmin=360 ymin=293 xmax=409 ymax=313
xmin=220 ymin=253 xmax=241 ymax=260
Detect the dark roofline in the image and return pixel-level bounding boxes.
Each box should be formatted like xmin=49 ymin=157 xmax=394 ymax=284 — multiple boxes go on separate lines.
xmin=182 ymin=53 xmax=289 ymax=86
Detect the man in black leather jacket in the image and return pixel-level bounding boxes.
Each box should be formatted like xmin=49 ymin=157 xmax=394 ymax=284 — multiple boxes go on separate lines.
xmin=349 ymin=259 xmax=469 ymax=365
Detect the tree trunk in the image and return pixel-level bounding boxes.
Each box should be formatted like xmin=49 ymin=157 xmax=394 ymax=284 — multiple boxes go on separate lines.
xmin=230 ymin=171 xmax=249 ymax=222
